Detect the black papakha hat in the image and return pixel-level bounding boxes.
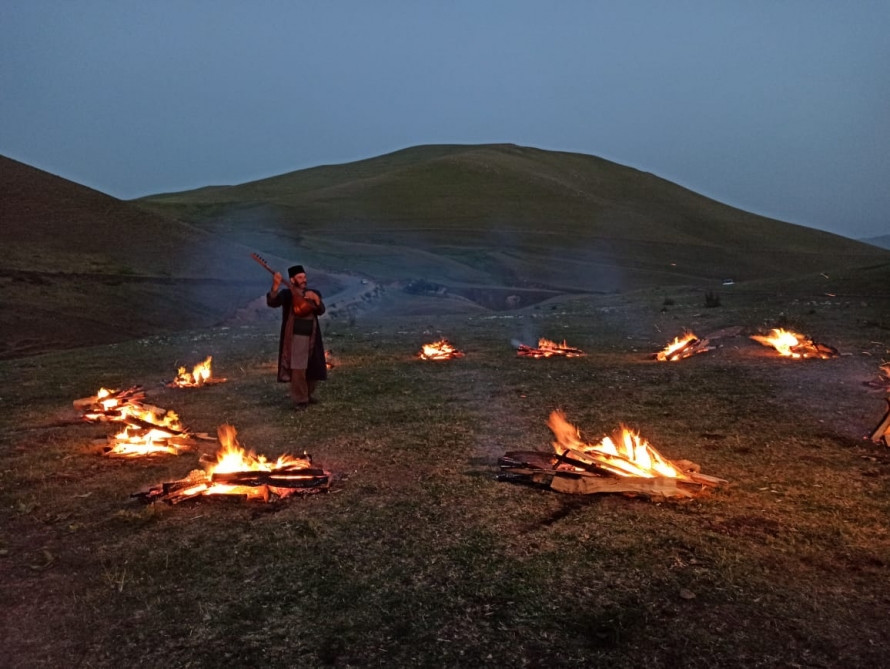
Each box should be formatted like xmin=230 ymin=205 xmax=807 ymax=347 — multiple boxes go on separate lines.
xmin=288 ymin=265 xmax=305 ymax=277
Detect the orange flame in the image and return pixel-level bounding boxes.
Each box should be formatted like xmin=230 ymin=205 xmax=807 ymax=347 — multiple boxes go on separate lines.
xmin=548 ymin=410 xmax=689 ymax=480
xmin=106 ymin=425 xmax=186 ymax=457
xmin=102 ymin=406 xmax=188 ymax=457
xmin=750 ymin=328 xmax=836 ymax=359
xmin=517 ymin=338 xmax=585 ymax=358
xmin=209 ymin=425 xmax=312 ymax=476
xmin=96 ymin=387 xmax=119 ymax=411
xmin=177 ymin=425 xmax=315 ymax=500
xmin=656 ymin=332 xmax=703 ymax=362
xmin=172 ymin=356 xmax=213 ymax=387
xmin=419 ymin=339 xmax=464 ymax=360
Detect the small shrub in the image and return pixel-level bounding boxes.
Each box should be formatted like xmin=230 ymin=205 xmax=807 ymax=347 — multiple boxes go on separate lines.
xmin=704 ymin=291 xmax=721 ymax=308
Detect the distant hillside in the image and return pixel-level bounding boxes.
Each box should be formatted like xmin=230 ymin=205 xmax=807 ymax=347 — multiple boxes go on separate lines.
xmin=4 ymin=146 xmax=889 ymax=358
xmin=138 ymin=144 xmax=890 ymax=295
xmin=862 ymin=234 xmax=890 ymax=250
xmin=0 ymin=156 xmax=289 ymax=357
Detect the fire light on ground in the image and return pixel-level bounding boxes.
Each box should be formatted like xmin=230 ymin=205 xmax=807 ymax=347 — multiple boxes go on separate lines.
xmin=654 ymin=332 xmax=713 ymax=362
xmin=167 ymin=355 xmax=226 ymax=388
xmin=750 ymin=328 xmax=838 ymax=359
xmin=418 ymin=339 xmax=465 ymax=361
xmin=516 ymin=338 xmax=585 ymax=358
xmin=498 ymin=410 xmax=724 ymax=498
xmin=134 ymin=424 xmax=330 ymax=503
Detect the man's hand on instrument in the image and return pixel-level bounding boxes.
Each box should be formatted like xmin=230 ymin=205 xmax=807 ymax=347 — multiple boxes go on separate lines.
xmin=272 ymin=271 xmax=282 ymax=292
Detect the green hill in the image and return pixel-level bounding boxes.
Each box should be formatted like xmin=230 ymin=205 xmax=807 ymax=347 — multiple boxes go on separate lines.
xmin=3 ymin=145 xmax=888 ymax=358
xmin=0 ymin=155 xmax=279 ymax=358
xmin=138 ymin=143 xmax=889 ymax=292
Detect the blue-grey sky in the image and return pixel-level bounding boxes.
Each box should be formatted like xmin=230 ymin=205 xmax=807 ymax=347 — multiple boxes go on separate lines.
xmin=2 ymin=1 xmax=888 ymax=239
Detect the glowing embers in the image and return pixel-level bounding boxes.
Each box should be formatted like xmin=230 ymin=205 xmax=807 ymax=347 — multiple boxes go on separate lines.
xmin=167 ymin=356 xmax=226 ymax=388
xmin=134 ymin=424 xmax=330 ymax=504
xmin=516 ymin=338 xmax=585 ymax=358
xmin=498 ymin=410 xmax=724 ymax=498
xmin=750 ymin=328 xmax=838 ymax=359
xmin=654 ymin=332 xmax=713 ymax=362
xmin=418 ymin=339 xmax=465 ymax=361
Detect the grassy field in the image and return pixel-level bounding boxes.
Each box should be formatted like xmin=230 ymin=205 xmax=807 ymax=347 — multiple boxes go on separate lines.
xmin=1 ymin=281 xmax=889 ymax=668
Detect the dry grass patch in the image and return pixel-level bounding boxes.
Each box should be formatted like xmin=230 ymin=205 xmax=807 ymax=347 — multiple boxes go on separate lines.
xmin=1 ymin=292 xmax=889 ymax=667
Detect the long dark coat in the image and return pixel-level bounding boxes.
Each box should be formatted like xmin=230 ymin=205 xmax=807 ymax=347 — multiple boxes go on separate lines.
xmin=267 ymin=287 xmax=327 ymax=383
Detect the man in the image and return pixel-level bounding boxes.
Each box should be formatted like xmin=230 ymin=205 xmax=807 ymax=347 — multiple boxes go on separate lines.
xmin=267 ymin=264 xmax=327 ymax=409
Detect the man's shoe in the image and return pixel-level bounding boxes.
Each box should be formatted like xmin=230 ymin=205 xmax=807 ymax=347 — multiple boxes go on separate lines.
xmin=294 ymin=402 xmax=309 ymax=411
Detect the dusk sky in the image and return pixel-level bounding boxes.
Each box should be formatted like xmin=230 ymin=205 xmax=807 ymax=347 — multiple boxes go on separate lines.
xmin=2 ymin=1 xmax=888 ymax=239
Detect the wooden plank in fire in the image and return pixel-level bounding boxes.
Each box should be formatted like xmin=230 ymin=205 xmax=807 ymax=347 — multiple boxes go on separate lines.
xmin=72 ymin=385 xmax=145 ymax=411
xmin=165 ymin=377 xmax=228 ymax=388
xmin=516 ymin=344 xmax=585 ymax=357
xmin=498 ymin=450 xmax=725 ymax=498
xmin=122 ymin=414 xmax=189 ymax=436
xmin=549 ymin=474 xmax=698 ymax=497
xmin=791 ymin=340 xmax=839 ymax=359
xmin=660 ymin=337 xmax=714 ymax=360
xmin=210 ymin=469 xmax=330 ymax=488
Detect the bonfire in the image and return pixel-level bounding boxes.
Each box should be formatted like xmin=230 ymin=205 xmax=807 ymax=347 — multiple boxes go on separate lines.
xmin=516 ymin=338 xmax=585 ymax=358
xmin=74 ymin=386 xmax=205 ymax=457
xmin=99 ymin=419 xmax=197 ymax=458
xmin=499 ymin=410 xmax=724 ymax=498
xmin=418 ymin=339 xmax=465 ymax=361
xmin=74 ymin=386 xmax=146 ymax=422
xmin=167 ymin=355 xmax=226 ymax=388
xmin=750 ymin=328 xmax=838 ymax=359
xmin=654 ymin=332 xmax=713 ymax=362
xmin=134 ymin=424 xmax=330 ymax=503
xmin=92 ymin=403 xmax=203 ymax=458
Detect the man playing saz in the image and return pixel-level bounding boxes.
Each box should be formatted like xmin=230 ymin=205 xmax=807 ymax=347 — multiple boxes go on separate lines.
xmin=267 ymin=264 xmax=327 ymax=409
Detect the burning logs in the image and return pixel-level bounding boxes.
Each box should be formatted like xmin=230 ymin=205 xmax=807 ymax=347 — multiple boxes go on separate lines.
xmin=750 ymin=328 xmax=839 ymax=359
xmin=97 ymin=425 xmax=198 ymax=458
xmin=96 ymin=407 xmax=205 ymax=458
xmin=75 ymin=387 xmax=203 ymax=457
xmin=654 ymin=332 xmax=713 ymax=362
xmin=133 ymin=424 xmax=330 ymax=503
xmin=418 ymin=339 xmax=465 ymax=361
xmin=74 ymin=386 xmax=146 ymax=422
xmin=498 ymin=411 xmax=725 ymax=499
xmin=166 ymin=356 xmax=227 ymax=388
xmin=516 ymin=338 xmax=585 ymax=358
